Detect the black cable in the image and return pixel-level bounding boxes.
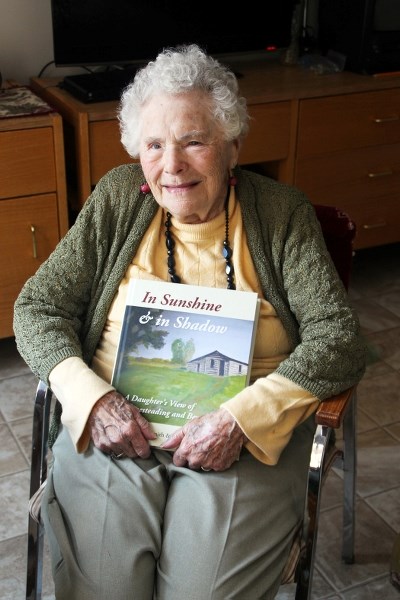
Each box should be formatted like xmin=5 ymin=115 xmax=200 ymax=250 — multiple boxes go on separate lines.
xmin=37 ymin=61 xmax=55 ymax=78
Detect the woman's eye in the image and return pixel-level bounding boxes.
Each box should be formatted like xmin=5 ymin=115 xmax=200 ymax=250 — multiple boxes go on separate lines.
xmin=150 ymin=142 xmax=162 ymax=150
xmin=187 ymin=140 xmax=201 ymax=147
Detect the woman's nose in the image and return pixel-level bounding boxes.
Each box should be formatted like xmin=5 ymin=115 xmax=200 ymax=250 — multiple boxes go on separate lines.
xmin=163 ymin=146 xmax=184 ymax=174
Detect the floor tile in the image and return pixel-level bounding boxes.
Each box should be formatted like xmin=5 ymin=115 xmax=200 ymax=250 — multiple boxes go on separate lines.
xmin=356 ymin=428 xmax=400 ymax=498
xmin=9 ymin=416 xmax=34 ymax=463
xmin=0 ymin=423 xmax=28 ymax=477
xmin=350 ymin=244 xmax=400 ymax=298
xmin=364 ymin=327 xmax=400 ymax=372
xmin=351 ymin=298 xmax=400 ymax=334
xmin=0 ymin=372 xmax=40 ymax=422
xmin=0 ymin=471 xmax=30 ymax=542
xmin=386 ymin=422 xmax=400 ymax=442
xmin=0 ymin=337 xmax=31 ymax=381
xmin=356 ymin=407 xmax=379 ymax=433
xmin=314 ymin=501 xmax=395 ymax=590
xmin=365 ymin=488 xmax=400 ymax=533
xmin=357 ymin=371 xmax=400 ymax=426
xmin=375 ymin=292 xmax=400 ymax=319
xmin=0 ymin=533 xmax=55 ymax=600
xmin=341 ymin=574 xmax=400 ymax=599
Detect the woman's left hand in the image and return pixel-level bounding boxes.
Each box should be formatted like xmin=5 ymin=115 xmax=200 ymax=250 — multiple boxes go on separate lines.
xmin=161 ymin=408 xmax=247 ymax=471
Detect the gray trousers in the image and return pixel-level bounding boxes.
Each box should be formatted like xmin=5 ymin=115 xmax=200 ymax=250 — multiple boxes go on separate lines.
xmin=42 ymin=416 xmax=315 ymax=600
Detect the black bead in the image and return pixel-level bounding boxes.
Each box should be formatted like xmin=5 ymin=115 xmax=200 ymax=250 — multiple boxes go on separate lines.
xmin=165 ymin=236 xmax=175 ymax=251
xmin=222 ymin=244 xmax=232 ymax=260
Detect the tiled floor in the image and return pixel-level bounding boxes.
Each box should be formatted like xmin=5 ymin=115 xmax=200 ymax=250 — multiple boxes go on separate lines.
xmin=1 ymin=242 xmax=400 ymax=600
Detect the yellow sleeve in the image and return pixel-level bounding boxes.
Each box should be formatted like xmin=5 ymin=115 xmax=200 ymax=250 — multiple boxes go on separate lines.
xmin=221 ymin=372 xmax=319 ymax=465
xmin=49 ymin=357 xmax=115 ymax=453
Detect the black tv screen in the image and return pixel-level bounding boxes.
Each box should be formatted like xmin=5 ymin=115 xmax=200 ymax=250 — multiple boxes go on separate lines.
xmin=318 ymin=0 xmax=400 ymax=74
xmin=51 ymin=0 xmax=297 ymax=68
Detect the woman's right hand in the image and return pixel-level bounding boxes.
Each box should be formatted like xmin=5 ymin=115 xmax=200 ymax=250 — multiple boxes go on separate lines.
xmin=88 ymin=390 xmax=157 ymax=459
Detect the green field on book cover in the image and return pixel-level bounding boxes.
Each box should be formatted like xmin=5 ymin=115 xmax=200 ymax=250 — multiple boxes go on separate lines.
xmin=112 ymin=279 xmax=259 ymax=445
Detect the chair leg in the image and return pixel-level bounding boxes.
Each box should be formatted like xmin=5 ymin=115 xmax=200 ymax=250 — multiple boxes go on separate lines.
xmin=341 ymin=390 xmax=357 ymax=564
xmin=295 ymin=424 xmax=334 ymax=600
xmin=26 ymin=517 xmax=45 ymax=600
xmin=26 ymin=382 xmax=52 ymax=600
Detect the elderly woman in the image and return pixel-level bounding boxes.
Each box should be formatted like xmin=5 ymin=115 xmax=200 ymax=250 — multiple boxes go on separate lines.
xmin=14 ymin=44 xmax=365 ymax=599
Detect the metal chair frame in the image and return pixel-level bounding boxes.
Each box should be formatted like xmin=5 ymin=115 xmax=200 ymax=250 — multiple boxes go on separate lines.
xmin=26 ymin=381 xmax=356 ymax=600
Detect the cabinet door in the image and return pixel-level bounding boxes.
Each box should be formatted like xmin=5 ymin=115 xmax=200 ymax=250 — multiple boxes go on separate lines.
xmin=240 ymin=102 xmax=291 ymax=164
xmin=0 ymin=194 xmax=60 ymax=338
xmin=90 ymin=120 xmax=135 ymax=184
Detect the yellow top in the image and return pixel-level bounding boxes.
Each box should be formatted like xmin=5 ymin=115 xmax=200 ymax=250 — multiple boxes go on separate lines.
xmin=49 ymin=191 xmax=318 ymax=464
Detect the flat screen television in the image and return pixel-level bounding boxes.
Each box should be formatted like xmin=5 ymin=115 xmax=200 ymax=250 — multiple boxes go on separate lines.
xmin=318 ymin=0 xmax=400 ymax=74
xmin=51 ymin=0 xmax=296 ymax=68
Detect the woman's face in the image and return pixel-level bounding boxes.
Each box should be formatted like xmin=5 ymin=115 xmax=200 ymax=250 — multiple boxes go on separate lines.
xmin=139 ymin=91 xmax=240 ymax=224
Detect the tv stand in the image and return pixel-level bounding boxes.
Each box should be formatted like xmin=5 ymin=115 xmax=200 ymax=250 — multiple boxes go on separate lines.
xmin=61 ymin=68 xmax=138 ymax=103
xmin=30 ymin=60 xmax=400 ymax=249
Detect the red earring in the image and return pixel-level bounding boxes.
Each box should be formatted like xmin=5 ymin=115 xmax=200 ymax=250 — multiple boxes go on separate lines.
xmin=229 ymin=176 xmax=237 ymax=186
xmin=140 ymin=183 xmax=150 ymax=193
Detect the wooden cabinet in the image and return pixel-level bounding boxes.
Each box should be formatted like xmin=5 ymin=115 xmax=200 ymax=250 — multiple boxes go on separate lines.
xmin=0 ymin=112 xmax=68 ymax=338
xmin=240 ymin=101 xmax=292 ymax=167
xmin=294 ymin=89 xmax=400 ymax=248
xmin=30 ymin=62 xmax=400 ymax=249
xmin=29 ymin=77 xmax=296 ymax=208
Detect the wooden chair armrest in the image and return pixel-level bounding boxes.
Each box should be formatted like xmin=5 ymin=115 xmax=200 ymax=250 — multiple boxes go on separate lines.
xmin=315 ymin=386 xmax=356 ymax=429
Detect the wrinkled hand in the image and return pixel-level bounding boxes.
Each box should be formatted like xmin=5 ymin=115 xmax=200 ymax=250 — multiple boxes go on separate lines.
xmin=88 ymin=390 xmax=156 ymax=459
xmin=161 ymin=408 xmax=247 ymax=471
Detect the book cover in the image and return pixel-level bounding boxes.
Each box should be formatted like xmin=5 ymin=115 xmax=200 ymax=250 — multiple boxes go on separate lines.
xmin=111 ymin=279 xmax=260 ymax=446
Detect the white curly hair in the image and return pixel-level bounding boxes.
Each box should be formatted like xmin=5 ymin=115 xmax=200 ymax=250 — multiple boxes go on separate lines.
xmin=118 ymin=44 xmax=249 ymax=158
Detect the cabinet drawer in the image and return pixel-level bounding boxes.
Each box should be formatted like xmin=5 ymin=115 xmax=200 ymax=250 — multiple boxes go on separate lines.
xmin=0 ymin=194 xmax=60 ymax=338
xmin=90 ymin=120 xmax=135 ymax=184
xmin=295 ymin=143 xmax=400 ymax=204
xmin=0 ymin=127 xmax=57 ymax=199
xmin=297 ymin=89 xmax=400 ymax=158
xmin=240 ymin=102 xmax=291 ymax=164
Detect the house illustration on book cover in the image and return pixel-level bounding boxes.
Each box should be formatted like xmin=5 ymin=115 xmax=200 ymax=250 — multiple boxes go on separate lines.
xmin=186 ymin=350 xmax=248 ymax=377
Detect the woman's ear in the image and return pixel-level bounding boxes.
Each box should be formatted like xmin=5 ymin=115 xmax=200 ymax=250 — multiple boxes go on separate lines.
xmin=230 ymin=138 xmax=241 ymax=169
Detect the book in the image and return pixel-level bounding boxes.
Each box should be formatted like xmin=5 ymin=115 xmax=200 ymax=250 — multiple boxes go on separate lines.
xmin=111 ymin=279 xmax=260 ymax=446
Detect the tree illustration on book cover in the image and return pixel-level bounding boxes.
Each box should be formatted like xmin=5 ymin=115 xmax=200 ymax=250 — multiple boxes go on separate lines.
xmin=111 ymin=279 xmax=259 ymax=445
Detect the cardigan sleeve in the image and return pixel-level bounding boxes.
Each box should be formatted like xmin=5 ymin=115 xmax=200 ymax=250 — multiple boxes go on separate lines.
xmin=13 ymin=164 xmax=153 ymax=385
xmin=222 ymin=372 xmax=319 ymax=465
xmin=13 ymin=212 xmax=100 ymax=382
xmin=275 ymin=199 xmax=366 ymax=398
xmin=239 ymin=173 xmax=366 ymax=400
xmin=49 ymin=357 xmax=114 ymax=452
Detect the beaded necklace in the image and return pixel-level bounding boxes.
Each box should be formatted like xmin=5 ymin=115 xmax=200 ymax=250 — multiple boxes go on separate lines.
xmin=164 ymin=188 xmax=235 ymax=290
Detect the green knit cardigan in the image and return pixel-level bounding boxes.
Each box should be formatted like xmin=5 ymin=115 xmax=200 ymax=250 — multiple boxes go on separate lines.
xmin=14 ymin=164 xmax=365 ymax=423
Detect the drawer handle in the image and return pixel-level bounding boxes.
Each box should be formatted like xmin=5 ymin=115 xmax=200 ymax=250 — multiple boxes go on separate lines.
xmin=363 ymin=221 xmax=387 ymax=230
xmin=368 ymin=170 xmax=393 ymax=178
xmin=374 ymin=115 xmax=399 ymax=123
xmin=30 ymin=225 xmax=38 ymax=259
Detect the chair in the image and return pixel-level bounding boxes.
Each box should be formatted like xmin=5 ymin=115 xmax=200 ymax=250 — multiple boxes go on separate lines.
xmin=25 ymin=204 xmax=358 ymax=600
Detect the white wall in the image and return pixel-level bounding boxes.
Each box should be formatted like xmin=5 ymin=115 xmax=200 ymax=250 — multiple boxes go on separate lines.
xmin=0 ymin=0 xmax=82 ymax=85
